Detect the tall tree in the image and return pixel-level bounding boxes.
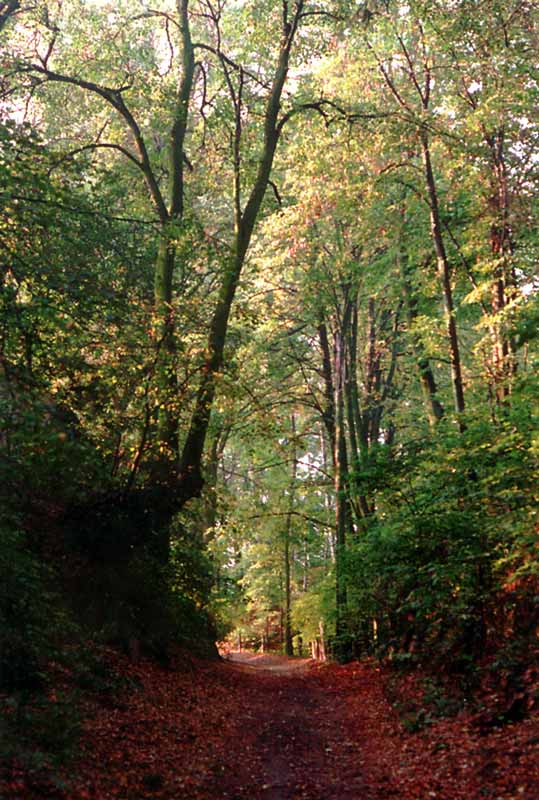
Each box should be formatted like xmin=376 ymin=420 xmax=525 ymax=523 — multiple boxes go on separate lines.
xmin=363 ymin=9 xmax=467 ymax=420
xmin=7 ymin=0 xmax=313 ymax=527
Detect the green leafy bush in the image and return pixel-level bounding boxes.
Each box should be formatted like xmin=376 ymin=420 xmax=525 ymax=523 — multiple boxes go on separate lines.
xmin=0 ymin=527 xmax=59 ymax=690
xmin=344 ymin=389 xmax=539 ymax=669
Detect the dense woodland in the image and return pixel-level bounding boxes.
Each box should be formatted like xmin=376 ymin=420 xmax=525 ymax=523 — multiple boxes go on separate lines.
xmin=2 ymin=0 xmax=539 ymax=790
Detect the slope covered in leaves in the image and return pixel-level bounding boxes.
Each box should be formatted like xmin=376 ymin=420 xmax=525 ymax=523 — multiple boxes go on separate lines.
xmin=3 ymin=651 xmax=539 ymax=799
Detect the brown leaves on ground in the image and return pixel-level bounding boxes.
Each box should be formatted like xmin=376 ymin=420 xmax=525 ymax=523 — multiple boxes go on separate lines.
xmin=3 ymin=650 xmax=539 ymax=799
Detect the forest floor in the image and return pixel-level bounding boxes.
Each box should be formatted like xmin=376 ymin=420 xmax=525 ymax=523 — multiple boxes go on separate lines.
xmin=3 ymin=649 xmax=539 ymax=799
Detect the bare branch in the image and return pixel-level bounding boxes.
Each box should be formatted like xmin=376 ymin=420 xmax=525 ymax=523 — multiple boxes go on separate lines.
xmin=0 ymin=191 xmax=159 ymax=226
xmin=48 ymin=142 xmax=143 ymax=173
xmin=16 ymin=62 xmax=168 ymax=221
xmin=365 ymin=38 xmax=410 ymax=110
xmin=278 ymin=98 xmax=390 ymax=133
xmin=395 ymin=32 xmax=426 ymax=106
xmin=268 ymin=179 xmax=282 ymax=208
xmin=131 ymin=9 xmax=180 ymax=29
xmin=299 ymin=9 xmax=345 ymax=22
xmin=193 ymin=41 xmax=271 ymax=89
xmin=249 ymin=510 xmax=333 ymax=529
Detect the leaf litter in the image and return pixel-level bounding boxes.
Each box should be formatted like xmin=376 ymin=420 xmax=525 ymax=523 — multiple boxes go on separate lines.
xmin=2 ymin=650 xmax=539 ymax=799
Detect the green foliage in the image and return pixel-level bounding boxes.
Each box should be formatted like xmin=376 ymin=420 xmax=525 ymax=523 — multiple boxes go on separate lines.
xmin=422 ymin=678 xmax=465 ymax=718
xmin=291 ymin=578 xmax=333 ymax=644
xmin=0 ymin=121 xmax=154 ymax=503
xmin=343 ymin=382 xmax=539 ymax=666
xmin=0 ymin=690 xmax=82 ymax=771
xmin=0 ymin=526 xmax=66 ymax=691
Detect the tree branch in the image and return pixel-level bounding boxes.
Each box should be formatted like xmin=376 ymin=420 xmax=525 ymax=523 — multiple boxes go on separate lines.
xmin=17 ymin=62 xmax=168 ymax=222
xmin=277 ymin=98 xmax=390 ymax=133
xmin=193 ymin=41 xmax=271 ymax=89
xmin=49 ymin=142 xmax=142 ymax=173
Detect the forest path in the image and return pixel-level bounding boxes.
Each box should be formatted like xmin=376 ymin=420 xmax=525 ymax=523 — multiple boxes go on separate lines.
xmin=23 ymin=649 xmax=539 ymax=799
xmin=216 ymin=653 xmax=397 ymax=799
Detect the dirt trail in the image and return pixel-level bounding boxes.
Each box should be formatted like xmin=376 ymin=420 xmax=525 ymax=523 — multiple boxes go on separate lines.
xmin=17 ymin=649 xmax=539 ymax=799
xmin=212 ymin=653 xmax=539 ymax=800
xmin=216 ymin=653 xmax=393 ymax=799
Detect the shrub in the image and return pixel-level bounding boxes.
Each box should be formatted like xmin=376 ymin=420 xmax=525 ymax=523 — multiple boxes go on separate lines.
xmin=0 ymin=527 xmax=59 ymax=690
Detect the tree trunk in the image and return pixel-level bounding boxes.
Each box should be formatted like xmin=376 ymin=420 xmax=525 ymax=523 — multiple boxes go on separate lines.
xmin=153 ymin=233 xmax=180 ymax=465
xmin=420 ymin=131 xmax=466 ymax=422
xmin=333 ymin=327 xmax=349 ymax=654
xmin=486 ymin=129 xmax=516 ymax=404
xmin=283 ymin=529 xmax=294 ymax=657
xmin=146 ymin=0 xmax=194 ymax=507
xmin=178 ymin=9 xmax=303 ymax=506
xmin=319 ymin=620 xmax=327 ymax=662
xmin=283 ymin=414 xmax=297 ymax=657
xmin=398 ymin=236 xmax=444 ymax=426
xmin=345 ymin=300 xmax=371 ymax=519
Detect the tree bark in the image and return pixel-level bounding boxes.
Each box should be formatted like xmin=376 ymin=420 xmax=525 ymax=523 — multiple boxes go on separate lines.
xmin=283 ymin=414 xmax=297 ymax=657
xmin=318 ymin=318 xmax=349 ymax=646
xmin=420 ymin=131 xmax=466 ymax=422
xmin=152 ymin=0 xmax=195 ymax=474
xmin=345 ymin=299 xmax=371 ymax=519
xmin=486 ymin=129 xmax=515 ymax=403
xmin=333 ymin=327 xmax=349 ymax=652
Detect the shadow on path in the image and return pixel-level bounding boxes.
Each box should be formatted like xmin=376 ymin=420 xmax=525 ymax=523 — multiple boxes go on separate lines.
xmin=217 ymin=652 xmax=373 ymax=799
